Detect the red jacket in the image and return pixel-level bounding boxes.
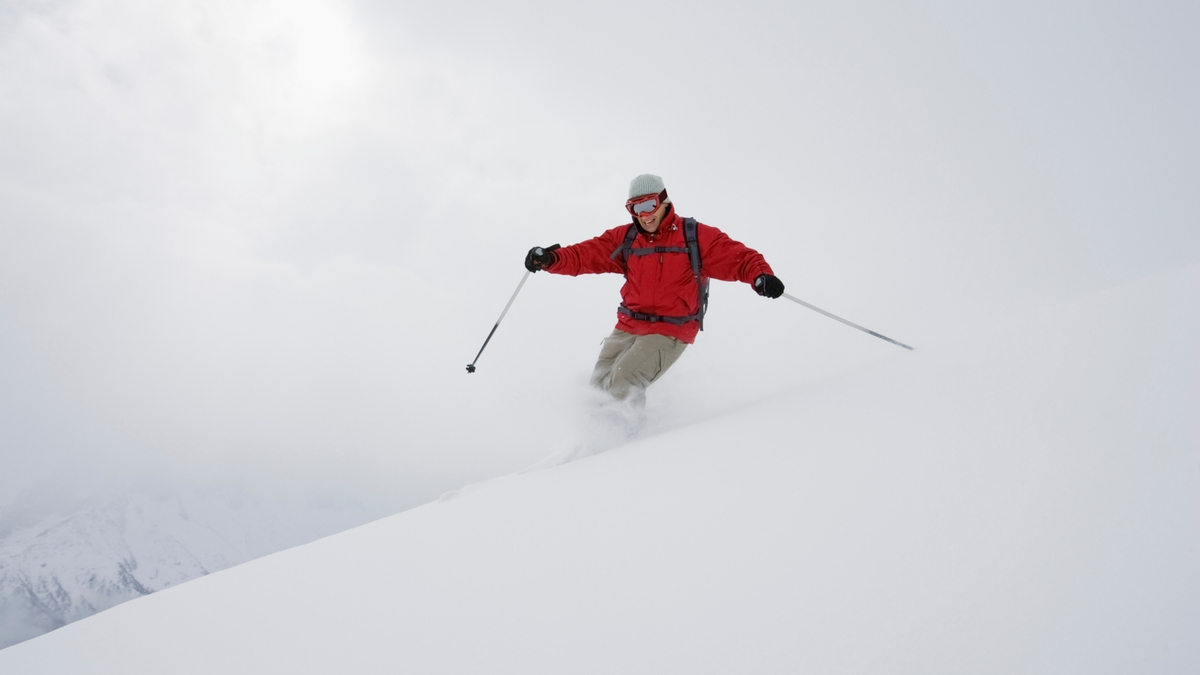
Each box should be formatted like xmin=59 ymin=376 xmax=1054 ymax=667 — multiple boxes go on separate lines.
xmin=547 ymin=206 xmax=774 ymax=343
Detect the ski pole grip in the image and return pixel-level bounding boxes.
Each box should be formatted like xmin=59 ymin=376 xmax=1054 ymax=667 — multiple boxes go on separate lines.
xmin=534 ymin=244 xmax=561 ymax=259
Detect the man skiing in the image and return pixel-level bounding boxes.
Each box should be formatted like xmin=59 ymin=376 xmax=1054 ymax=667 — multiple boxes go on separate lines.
xmin=525 ymin=174 xmax=785 ymax=405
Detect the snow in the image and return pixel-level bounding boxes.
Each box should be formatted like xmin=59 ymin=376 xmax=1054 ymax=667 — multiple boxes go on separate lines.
xmin=0 ymin=481 xmax=347 ymax=649
xmin=1 ymin=264 xmax=1196 ymax=673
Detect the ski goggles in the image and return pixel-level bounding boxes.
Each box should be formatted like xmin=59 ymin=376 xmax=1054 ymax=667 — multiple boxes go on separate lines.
xmin=625 ymin=192 xmax=665 ymax=216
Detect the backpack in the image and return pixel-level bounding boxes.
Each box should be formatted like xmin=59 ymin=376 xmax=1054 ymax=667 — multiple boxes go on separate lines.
xmin=608 ymin=217 xmax=709 ymax=330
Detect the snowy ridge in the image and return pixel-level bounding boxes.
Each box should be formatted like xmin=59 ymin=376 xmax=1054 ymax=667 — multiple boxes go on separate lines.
xmin=0 ymin=484 xmax=311 ymax=649
xmin=1 ymin=266 xmax=1197 ymax=673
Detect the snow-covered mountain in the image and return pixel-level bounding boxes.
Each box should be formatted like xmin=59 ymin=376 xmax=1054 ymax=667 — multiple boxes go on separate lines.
xmin=0 ymin=481 xmax=355 ymax=649
xmin=1 ymin=265 xmax=1195 ymax=673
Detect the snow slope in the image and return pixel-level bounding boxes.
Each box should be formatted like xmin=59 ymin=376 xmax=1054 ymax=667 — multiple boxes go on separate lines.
xmin=1 ymin=265 xmax=1197 ymax=673
xmin=0 ymin=482 xmax=330 ymax=649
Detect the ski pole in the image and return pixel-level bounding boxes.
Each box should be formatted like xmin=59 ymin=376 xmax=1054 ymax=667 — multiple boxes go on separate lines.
xmin=465 ymin=250 xmax=549 ymax=373
xmin=781 ymin=293 xmax=914 ymax=351
xmin=463 ymin=269 xmax=530 ymax=372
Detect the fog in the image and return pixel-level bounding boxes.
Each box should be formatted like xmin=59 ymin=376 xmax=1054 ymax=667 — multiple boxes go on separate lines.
xmin=1 ymin=0 xmax=1196 ymax=521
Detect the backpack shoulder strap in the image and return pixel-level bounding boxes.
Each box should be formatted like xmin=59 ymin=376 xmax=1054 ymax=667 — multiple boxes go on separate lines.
xmin=683 ymin=217 xmax=701 ymax=276
xmin=682 ymin=217 xmax=708 ymax=331
xmin=609 ymin=223 xmax=639 ymax=263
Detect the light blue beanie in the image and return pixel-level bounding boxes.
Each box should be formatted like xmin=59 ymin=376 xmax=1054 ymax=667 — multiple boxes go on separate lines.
xmin=628 ymin=174 xmax=670 ymax=202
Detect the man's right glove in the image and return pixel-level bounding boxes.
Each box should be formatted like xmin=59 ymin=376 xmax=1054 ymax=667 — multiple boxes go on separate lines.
xmin=753 ymin=274 xmax=785 ymax=298
xmin=525 ymin=244 xmax=560 ymax=273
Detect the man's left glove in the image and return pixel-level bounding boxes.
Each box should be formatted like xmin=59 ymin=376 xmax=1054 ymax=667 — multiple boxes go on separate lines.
xmin=524 ymin=244 xmax=560 ymax=273
xmin=753 ymin=274 xmax=785 ymax=299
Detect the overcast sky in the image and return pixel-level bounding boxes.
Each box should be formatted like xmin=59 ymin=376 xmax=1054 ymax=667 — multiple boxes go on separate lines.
xmin=1 ymin=0 xmax=1196 ymax=515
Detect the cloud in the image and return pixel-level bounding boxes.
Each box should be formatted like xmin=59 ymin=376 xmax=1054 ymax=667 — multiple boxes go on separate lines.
xmin=0 ymin=0 xmax=642 ymax=513
xmin=1 ymin=0 xmax=1197 ymax=517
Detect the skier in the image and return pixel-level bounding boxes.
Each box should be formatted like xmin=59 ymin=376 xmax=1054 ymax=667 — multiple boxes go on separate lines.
xmin=525 ymin=174 xmax=785 ymax=406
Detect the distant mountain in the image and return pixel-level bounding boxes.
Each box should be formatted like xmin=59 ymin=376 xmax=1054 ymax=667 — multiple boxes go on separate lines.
xmin=0 ymin=482 xmax=333 ymax=649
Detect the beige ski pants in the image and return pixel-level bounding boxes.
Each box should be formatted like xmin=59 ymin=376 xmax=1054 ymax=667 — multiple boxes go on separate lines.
xmin=590 ymin=329 xmax=688 ymax=403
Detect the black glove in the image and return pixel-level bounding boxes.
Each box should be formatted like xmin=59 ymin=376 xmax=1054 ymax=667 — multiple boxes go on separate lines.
xmin=524 ymin=244 xmax=560 ymax=272
xmin=753 ymin=274 xmax=785 ymax=298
